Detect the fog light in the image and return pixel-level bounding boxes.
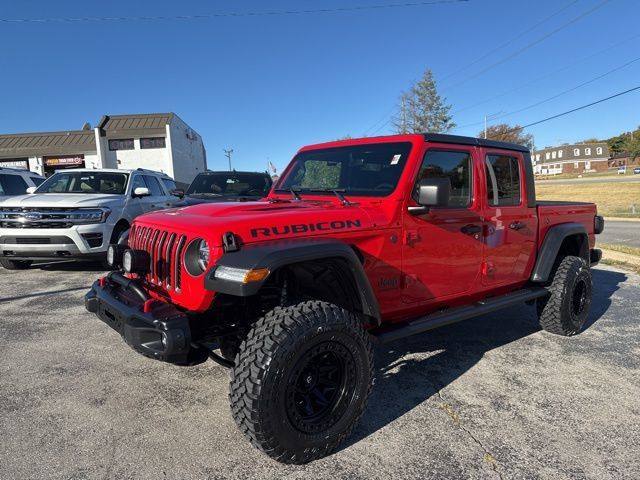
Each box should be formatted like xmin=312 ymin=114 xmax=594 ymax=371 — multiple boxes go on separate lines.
xmin=106 ymin=244 xmax=116 ymax=267
xmin=122 ymin=249 xmax=134 ymax=273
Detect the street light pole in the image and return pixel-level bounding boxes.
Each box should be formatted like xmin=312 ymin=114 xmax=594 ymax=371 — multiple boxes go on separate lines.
xmin=224 ymin=149 xmax=234 ymax=171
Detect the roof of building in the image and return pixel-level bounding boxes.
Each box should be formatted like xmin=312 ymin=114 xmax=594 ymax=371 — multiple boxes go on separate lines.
xmin=0 ymin=130 xmax=96 ymax=158
xmin=97 ymin=113 xmax=174 ymax=137
xmin=534 ymin=142 xmax=609 ymax=154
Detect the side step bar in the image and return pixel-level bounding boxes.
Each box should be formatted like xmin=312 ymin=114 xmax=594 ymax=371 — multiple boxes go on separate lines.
xmin=372 ymin=287 xmax=549 ymax=345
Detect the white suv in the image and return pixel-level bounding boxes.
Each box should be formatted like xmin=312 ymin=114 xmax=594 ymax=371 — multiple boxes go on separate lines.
xmin=0 ymin=168 xmax=181 ymax=269
xmin=0 ymin=167 xmax=45 ymax=200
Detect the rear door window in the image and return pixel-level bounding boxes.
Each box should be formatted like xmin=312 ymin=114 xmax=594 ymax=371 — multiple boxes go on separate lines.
xmin=0 ymin=174 xmax=29 ymax=195
xmin=485 ymin=155 xmax=521 ymax=206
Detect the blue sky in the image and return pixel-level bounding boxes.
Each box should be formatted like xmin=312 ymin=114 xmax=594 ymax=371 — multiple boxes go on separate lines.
xmin=1 ymin=0 xmax=638 ymax=173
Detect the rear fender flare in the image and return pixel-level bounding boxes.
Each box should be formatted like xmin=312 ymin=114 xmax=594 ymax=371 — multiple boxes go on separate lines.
xmin=531 ymin=223 xmax=588 ymax=283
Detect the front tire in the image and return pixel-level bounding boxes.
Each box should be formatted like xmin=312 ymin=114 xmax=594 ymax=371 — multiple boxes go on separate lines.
xmin=229 ymin=300 xmax=373 ymax=464
xmin=0 ymin=258 xmax=33 ymax=270
xmin=537 ymin=255 xmax=592 ymax=336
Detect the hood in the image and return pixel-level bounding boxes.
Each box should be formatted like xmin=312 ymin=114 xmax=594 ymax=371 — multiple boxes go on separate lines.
xmin=135 ymin=200 xmax=378 ymax=246
xmin=0 ymin=193 xmax=124 ymax=209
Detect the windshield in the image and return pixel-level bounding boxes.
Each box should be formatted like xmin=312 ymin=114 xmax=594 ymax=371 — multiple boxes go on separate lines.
xmin=186 ymin=173 xmax=272 ymax=196
xmin=277 ymin=142 xmax=412 ymax=197
xmin=36 ymin=172 xmax=129 ymax=194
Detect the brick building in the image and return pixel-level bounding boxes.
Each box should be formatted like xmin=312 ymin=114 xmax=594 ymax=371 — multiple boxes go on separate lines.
xmin=532 ymin=143 xmax=609 ymax=176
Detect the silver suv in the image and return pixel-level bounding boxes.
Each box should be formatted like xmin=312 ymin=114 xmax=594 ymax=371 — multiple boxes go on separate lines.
xmin=0 ymin=168 xmax=181 ymax=269
xmin=0 ymin=167 xmax=45 ymax=200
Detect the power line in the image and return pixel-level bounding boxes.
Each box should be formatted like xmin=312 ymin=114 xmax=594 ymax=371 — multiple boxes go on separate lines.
xmin=505 ymin=86 xmax=640 ymax=133
xmin=0 ymin=1 xmax=470 ymax=24
xmin=455 ymin=55 xmax=640 ymax=130
xmin=442 ymin=0 xmax=612 ymax=92
xmin=452 ymin=32 xmax=640 ymax=115
xmin=439 ymin=0 xmax=580 ymax=83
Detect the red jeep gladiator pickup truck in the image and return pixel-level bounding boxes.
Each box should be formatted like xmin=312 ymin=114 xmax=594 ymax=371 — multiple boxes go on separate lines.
xmin=85 ymin=133 xmax=604 ymax=464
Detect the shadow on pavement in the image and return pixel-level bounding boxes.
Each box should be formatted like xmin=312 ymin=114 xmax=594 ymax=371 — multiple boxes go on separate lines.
xmin=344 ymin=268 xmax=626 ymax=449
xmin=31 ymin=261 xmax=107 ymax=273
xmin=0 ymin=286 xmax=91 ymax=303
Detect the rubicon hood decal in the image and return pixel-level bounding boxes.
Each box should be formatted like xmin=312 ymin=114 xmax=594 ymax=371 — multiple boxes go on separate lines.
xmin=250 ymin=219 xmax=362 ymax=238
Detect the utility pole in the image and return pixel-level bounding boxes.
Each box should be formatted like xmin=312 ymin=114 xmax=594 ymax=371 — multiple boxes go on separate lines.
xmin=484 ymin=114 xmax=488 ymax=139
xmin=224 ymin=149 xmax=233 ymax=171
xmin=483 ymin=112 xmax=504 ymax=139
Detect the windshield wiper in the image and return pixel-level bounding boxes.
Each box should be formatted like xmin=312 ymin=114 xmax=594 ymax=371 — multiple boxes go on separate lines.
xmin=330 ymin=189 xmax=353 ymax=206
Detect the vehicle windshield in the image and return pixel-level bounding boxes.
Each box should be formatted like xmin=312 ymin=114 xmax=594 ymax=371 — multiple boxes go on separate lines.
xmin=276 ymin=142 xmax=412 ymax=197
xmin=36 ymin=172 xmax=129 ymax=194
xmin=186 ymin=173 xmax=272 ymax=197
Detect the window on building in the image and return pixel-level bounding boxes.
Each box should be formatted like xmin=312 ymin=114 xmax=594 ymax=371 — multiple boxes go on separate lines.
xmin=485 ymin=155 xmax=521 ymax=207
xmin=414 ymin=149 xmax=472 ymax=207
xmin=143 ymin=175 xmax=165 ymax=196
xmin=545 ymin=152 xmax=550 ymax=160
xmin=574 ymin=162 xmax=579 ymax=168
xmin=140 ymin=137 xmax=166 ymax=149
xmin=0 ymin=174 xmax=28 ymax=195
xmin=108 ymin=139 xmax=134 ymax=151
xmin=585 ymin=148 xmax=591 ymax=155
xmin=558 ymin=150 xmax=563 ymax=158
xmin=596 ymin=147 xmax=603 ymax=155
xmin=536 ymin=154 xmax=540 ymax=161
xmin=574 ymin=148 xmax=580 ymax=156
xmin=551 ymin=151 xmax=557 ymax=159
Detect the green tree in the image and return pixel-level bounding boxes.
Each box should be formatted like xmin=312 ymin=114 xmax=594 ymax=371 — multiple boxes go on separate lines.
xmin=393 ymin=69 xmax=455 ymax=134
xmin=478 ymin=123 xmax=535 ymax=151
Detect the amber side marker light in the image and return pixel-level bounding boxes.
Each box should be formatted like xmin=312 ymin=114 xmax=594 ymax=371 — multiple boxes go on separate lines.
xmin=213 ymin=266 xmax=270 ymax=283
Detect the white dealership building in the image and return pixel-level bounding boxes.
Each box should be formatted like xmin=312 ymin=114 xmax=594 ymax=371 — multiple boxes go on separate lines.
xmin=0 ymin=113 xmax=207 ymax=188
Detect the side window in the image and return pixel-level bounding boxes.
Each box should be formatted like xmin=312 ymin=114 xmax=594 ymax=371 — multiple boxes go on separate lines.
xmin=414 ymin=150 xmax=472 ymax=208
xmin=144 ymin=175 xmax=164 ymax=196
xmin=485 ymin=155 xmax=521 ymax=207
xmin=30 ymin=176 xmax=45 ymax=186
xmin=131 ymin=175 xmax=147 ymax=192
xmin=0 ymin=174 xmax=29 ymax=195
xmin=161 ymin=178 xmax=177 ymax=192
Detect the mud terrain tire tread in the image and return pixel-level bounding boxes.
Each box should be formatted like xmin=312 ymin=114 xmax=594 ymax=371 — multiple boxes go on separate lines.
xmin=229 ymin=300 xmax=373 ymax=464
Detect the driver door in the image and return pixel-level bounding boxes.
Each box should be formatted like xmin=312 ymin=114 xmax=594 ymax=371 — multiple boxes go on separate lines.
xmin=401 ymin=146 xmax=484 ymax=304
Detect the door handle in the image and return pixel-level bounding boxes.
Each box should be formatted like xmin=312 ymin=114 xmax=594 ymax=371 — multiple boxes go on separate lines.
xmin=509 ymin=221 xmax=526 ymax=231
xmin=460 ymin=224 xmax=482 ymax=236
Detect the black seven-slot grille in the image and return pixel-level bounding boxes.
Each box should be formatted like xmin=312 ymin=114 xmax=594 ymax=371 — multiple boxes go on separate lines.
xmin=130 ymin=225 xmax=187 ymax=291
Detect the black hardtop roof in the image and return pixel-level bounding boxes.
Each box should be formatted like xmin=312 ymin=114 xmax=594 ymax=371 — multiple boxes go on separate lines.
xmin=423 ymin=133 xmax=530 ymax=153
xmin=202 ymin=170 xmax=270 ymax=175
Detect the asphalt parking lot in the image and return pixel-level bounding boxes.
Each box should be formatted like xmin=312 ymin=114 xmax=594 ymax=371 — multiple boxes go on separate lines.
xmin=1 ymin=262 xmax=638 ymax=479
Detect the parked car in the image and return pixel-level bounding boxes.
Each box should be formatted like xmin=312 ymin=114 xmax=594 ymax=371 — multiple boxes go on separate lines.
xmin=634 ymin=167 xmax=640 ymax=175
xmin=618 ymin=166 xmax=627 ymax=174
xmin=0 ymin=168 xmax=180 ymax=269
xmin=0 ymin=167 xmax=44 ymax=200
xmin=86 ymin=134 xmax=603 ymax=464
xmin=176 ymin=171 xmax=273 ymax=206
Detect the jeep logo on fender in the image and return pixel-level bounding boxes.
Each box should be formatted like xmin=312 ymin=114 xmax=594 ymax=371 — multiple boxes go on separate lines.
xmin=251 ymin=219 xmax=362 ymax=238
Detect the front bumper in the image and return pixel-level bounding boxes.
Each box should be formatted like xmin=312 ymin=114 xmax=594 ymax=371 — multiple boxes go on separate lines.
xmin=0 ymin=224 xmax=111 ymax=260
xmin=85 ymin=273 xmax=193 ymax=364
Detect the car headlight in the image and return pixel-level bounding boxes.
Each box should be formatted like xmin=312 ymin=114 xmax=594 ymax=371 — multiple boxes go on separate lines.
xmin=184 ymin=238 xmax=212 ymax=277
xmin=68 ymin=207 xmax=111 ymax=224
xmin=198 ymin=239 xmax=210 ymax=272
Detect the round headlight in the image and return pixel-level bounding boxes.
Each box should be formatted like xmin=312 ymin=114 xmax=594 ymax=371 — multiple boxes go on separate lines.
xmin=122 ymin=249 xmax=134 ymax=273
xmin=197 ymin=239 xmax=210 ymax=272
xmin=106 ymin=244 xmax=116 ymax=267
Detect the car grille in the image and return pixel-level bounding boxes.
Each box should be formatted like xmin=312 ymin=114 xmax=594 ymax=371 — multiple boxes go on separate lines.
xmin=130 ymin=225 xmax=187 ymax=292
xmin=0 ymin=207 xmax=100 ymax=229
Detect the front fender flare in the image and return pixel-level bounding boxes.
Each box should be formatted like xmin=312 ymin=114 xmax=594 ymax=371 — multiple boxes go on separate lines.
xmin=204 ymin=239 xmax=381 ymax=324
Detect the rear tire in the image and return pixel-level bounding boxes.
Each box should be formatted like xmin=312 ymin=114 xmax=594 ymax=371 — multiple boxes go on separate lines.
xmin=229 ymin=300 xmax=373 ymax=464
xmin=537 ymin=255 xmax=592 ymax=336
xmin=0 ymin=259 xmax=33 ymax=270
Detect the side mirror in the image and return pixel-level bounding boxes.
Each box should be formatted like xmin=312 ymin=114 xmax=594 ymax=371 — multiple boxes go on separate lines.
xmin=26 ymin=187 xmax=37 ymax=194
xmin=408 ymin=177 xmax=451 ymax=215
xmin=133 ymin=187 xmax=151 ymax=198
xmin=171 ymin=188 xmax=185 ymax=199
